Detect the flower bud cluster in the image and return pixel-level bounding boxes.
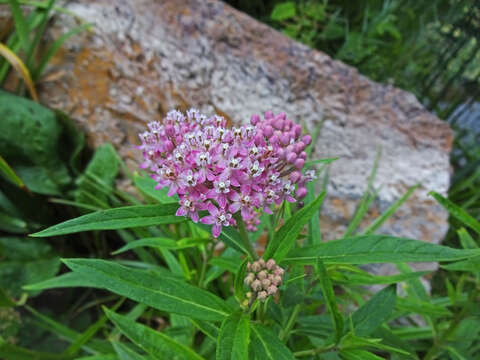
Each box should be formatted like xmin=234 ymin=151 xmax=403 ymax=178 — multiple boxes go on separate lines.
xmin=138 ymin=109 xmax=316 ymax=238
xmin=244 ymin=258 xmax=284 ymax=302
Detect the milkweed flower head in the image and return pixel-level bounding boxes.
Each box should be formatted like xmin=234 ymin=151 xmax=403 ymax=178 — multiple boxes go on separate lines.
xmin=138 ymin=109 xmax=314 ymax=238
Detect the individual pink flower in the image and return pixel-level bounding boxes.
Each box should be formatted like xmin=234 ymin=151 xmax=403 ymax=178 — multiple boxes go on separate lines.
xmin=200 ymin=203 xmax=235 ymax=237
xmin=176 ymin=196 xmax=201 ymax=223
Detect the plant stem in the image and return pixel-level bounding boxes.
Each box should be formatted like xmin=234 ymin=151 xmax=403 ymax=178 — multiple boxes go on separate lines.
xmin=293 ymin=343 xmax=336 ymax=357
xmin=235 ymin=214 xmax=258 ymax=260
xmin=279 ymin=304 xmax=302 ymax=342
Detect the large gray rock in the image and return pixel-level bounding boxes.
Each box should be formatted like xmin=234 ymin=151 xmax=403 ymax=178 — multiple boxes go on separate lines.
xmin=35 ymin=0 xmax=452 ymax=269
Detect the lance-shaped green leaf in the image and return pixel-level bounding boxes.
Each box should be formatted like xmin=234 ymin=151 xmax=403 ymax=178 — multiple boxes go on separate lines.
xmin=62 ymin=259 xmax=232 ymax=321
xmin=335 ymin=270 xmax=430 ymax=285
xmin=264 ymin=191 xmax=326 ymax=261
xmin=24 ymin=272 xmax=99 ymax=291
xmin=350 ymin=285 xmax=396 ymax=337
xmin=441 ymin=256 xmax=480 ymax=272
xmin=31 ymin=204 xmax=182 ymax=237
xmin=112 ymin=237 xmax=209 ymax=255
xmin=133 ymin=173 xmax=178 ymax=204
xmin=216 ymin=312 xmax=250 ymax=360
xmin=196 ymin=223 xmax=249 ymax=256
xmin=316 ymin=260 xmax=343 ymax=343
xmin=340 ymin=349 xmax=384 ymax=360
xmin=112 ymin=341 xmax=147 ymax=360
xmin=250 ymin=324 xmax=296 ymax=360
xmin=105 ymin=308 xmax=205 ymax=360
xmin=283 ymin=235 xmax=480 ymax=265
xmin=430 ymin=191 xmax=480 ymax=235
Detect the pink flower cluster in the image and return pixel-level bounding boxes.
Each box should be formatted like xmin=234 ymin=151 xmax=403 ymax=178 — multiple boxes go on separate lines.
xmin=138 ymin=109 xmax=316 ymax=238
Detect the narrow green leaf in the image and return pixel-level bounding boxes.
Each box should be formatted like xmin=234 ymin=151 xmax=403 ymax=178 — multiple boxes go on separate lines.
xmin=340 ymin=349 xmax=384 ymax=360
xmin=105 ymin=308 xmax=205 ymax=360
xmin=316 ymin=260 xmax=343 ymax=343
xmin=8 ymin=0 xmax=30 ymax=52
xmin=457 ymin=228 xmax=478 ymax=249
xmin=133 ymin=173 xmax=178 ymax=204
xmin=441 ymin=255 xmax=480 ymax=272
xmin=250 ymin=324 xmax=296 ymax=360
xmin=337 ymin=270 xmax=430 ymax=285
xmin=350 ymin=285 xmax=396 ymax=337
xmin=0 ymin=155 xmax=25 ymax=188
xmin=304 ymin=157 xmax=339 ymax=168
xmin=64 ymin=299 xmax=124 ymax=357
xmin=33 ymin=22 xmax=91 ymax=81
xmin=344 ymin=148 xmax=381 ymax=237
xmin=190 ymin=319 xmax=220 ymax=341
xmin=112 ymin=237 xmax=208 ymax=255
xmin=339 ymin=333 xmax=410 ymax=356
xmin=216 ymin=312 xmax=250 ymax=360
xmin=24 ymin=272 xmax=99 ymax=291
xmin=25 ymin=0 xmax=56 ymax=68
xmin=362 ymin=184 xmax=419 ymax=235
xmin=264 ymin=191 xmax=326 ymax=261
xmin=396 ymin=297 xmax=451 ymax=317
xmin=112 ymin=341 xmax=146 ymax=360
xmin=430 ymin=191 xmax=480 ymax=235
xmin=284 ymin=235 xmax=480 ymax=265
xmin=63 ymin=259 xmax=232 ymax=321
xmin=30 ymin=203 xmax=182 ymax=237
xmin=196 ymin=223 xmax=249 ymax=256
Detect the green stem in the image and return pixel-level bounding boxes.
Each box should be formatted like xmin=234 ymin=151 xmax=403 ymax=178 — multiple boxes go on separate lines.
xmin=198 ymin=242 xmax=213 ymax=288
xmin=279 ymin=304 xmax=302 ymax=342
xmin=293 ymin=343 xmax=336 ymax=357
xmin=235 ymin=214 xmax=258 ymax=260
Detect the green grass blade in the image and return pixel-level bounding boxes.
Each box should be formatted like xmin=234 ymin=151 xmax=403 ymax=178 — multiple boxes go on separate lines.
xmin=264 ymin=191 xmax=326 ymax=261
xmin=344 ymin=147 xmax=381 ymax=237
xmin=0 ymin=155 xmax=25 ymax=188
xmin=7 ymin=0 xmax=30 ymax=52
xmin=25 ymin=0 xmax=56 ymax=68
xmin=33 ymin=22 xmax=91 ymax=81
xmin=429 ymin=191 xmax=480 ymax=235
xmin=362 ymin=184 xmax=419 ymax=235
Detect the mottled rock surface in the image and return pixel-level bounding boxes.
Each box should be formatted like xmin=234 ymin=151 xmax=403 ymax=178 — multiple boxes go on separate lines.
xmin=31 ymin=0 xmax=451 ymax=271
